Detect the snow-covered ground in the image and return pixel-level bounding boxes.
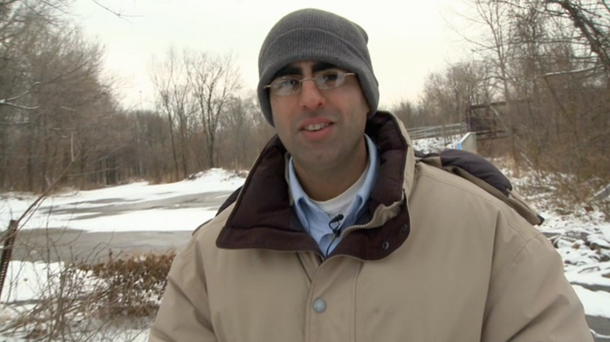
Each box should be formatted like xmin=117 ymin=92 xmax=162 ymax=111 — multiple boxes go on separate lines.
xmin=0 ymin=168 xmax=245 ymax=233
xmin=1 ymin=139 xmax=609 ymax=340
xmin=0 ymin=169 xmax=247 ymax=341
xmin=411 ymin=135 xmax=462 ymax=153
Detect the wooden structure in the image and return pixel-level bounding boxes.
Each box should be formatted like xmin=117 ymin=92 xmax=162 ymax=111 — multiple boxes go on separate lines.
xmin=466 ymin=102 xmax=509 ymax=140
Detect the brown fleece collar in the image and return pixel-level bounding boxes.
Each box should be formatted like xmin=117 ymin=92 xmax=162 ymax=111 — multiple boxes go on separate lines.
xmin=216 ymin=111 xmax=412 ymax=260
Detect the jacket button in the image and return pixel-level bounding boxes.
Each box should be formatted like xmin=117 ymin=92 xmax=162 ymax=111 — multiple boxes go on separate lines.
xmin=382 ymin=241 xmax=390 ymax=250
xmin=313 ymin=298 xmax=326 ymax=313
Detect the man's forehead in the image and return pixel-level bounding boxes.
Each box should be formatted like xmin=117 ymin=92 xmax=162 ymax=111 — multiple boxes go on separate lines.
xmin=274 ymin=61 xmax=338 ymax=78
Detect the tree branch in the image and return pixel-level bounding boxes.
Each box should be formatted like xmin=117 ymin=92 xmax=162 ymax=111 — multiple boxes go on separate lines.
xmin=542 ymin=65 xmax=602 ymax=77
xmin=602 ymin=0 xmax=610 ymax=14
xmin=0 ymin=82 xmax=41 ymax=110
xmin=91 ymin=0 xmax=142 ymax=23
xmin=0 ymin=100 xmax=39 ymax=110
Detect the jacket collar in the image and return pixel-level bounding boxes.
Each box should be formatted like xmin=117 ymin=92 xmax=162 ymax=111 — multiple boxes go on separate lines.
xmin=216 ymin=111 xmax=415 ymax=260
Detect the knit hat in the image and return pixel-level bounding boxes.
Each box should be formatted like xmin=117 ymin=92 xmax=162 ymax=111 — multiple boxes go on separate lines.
xmin=257 ymin=8 xmax=379 ymax=126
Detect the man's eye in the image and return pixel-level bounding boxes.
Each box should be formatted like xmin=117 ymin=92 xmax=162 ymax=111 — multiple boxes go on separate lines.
xmin=277 ymin=78 xmax=299 ymax=89
xmin=321 ymin=71 xmax=339 ymax=82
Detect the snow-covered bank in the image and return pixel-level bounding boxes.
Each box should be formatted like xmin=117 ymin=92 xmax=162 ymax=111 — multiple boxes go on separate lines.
xmin=0 ymin=169 xmax=245 ymax=233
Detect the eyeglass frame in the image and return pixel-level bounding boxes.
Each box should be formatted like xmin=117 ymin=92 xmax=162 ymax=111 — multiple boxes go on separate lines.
xmin=264 ymin=69 xmax=356 ymax=96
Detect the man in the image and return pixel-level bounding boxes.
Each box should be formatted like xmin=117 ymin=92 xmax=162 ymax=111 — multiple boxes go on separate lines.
xmin=150 ymin=8 xmax=593 ymax=342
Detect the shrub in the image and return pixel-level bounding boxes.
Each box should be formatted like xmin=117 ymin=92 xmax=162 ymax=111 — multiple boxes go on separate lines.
xmin=78 ymin=251 xmax=176 ymax=319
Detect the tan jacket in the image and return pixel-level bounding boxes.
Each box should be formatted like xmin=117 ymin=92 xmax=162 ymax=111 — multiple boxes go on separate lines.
xmin=150 ymin=112 xmax=593 ymax=342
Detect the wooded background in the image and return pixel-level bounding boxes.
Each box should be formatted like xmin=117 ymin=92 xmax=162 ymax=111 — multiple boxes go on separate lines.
xmin=1 ymin=0 xmax=608 ymax=206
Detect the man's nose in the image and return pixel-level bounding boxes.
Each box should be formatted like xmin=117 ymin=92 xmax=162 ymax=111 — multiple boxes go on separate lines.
xmin=298 ymin=79 xmax=326 ymax=110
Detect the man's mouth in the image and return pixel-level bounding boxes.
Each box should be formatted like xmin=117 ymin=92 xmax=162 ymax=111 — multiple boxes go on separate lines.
xmin=303 ymin=123 xmax=331 ymax=132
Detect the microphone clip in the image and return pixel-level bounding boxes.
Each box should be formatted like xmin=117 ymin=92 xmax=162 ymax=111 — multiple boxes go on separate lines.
xmin=329 ymin=214 xmax=344 ymax=236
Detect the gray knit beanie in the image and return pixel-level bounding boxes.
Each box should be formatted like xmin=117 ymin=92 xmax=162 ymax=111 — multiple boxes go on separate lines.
xmin=258 ymin=8 xmax=379 ymax=126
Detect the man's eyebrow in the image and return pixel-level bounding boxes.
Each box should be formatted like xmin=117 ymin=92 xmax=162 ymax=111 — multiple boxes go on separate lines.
xmin=273 ymin=65 xmax=302 ymax=79
xmin=312 ymin=62 xmax=338 ymax=73
xmin=272 ymin=62 xmax=341 ymax=79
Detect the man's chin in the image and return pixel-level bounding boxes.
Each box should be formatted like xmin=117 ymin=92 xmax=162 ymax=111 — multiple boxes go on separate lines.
xmin=292 ymin=153 xmax=341 ymax=171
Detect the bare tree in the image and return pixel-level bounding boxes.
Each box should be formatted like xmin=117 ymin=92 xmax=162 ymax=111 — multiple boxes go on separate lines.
xmin=150 ymin=48 xmax=194 ymax=181
xmin=217 ymin=93 xmax=273 ymax=169
xmin=544 ymin=0 xmax=610 ymax=73
xmin=0 ymin=1 xmax=124 ymax=192
xmin=450 ymin=0 xmax=610 ymax=205
xmin=184 ymin=51 xmax=241 ymax=168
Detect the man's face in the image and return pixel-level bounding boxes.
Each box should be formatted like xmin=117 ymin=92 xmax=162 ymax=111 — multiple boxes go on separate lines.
xmin=270 ymin=60 xmax=369 ymax=173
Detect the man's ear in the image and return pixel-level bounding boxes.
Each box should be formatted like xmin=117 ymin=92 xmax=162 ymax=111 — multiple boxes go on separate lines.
xmin=269 ymin=100 xmax=277 ymax=127
xmin=361 ymin=93 xmax=369 ymax=116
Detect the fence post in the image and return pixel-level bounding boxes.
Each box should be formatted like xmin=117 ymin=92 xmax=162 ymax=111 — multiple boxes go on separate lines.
xmin=0 ymin=219 xmax=19 ymax=300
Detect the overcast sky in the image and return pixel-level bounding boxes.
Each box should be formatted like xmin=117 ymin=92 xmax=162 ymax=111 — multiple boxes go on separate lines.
xmin=70 ymin=0 xmax=474 ymax=111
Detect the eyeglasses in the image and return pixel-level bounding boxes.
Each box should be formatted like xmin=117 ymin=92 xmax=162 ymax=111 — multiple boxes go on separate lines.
xmin=264 ymin=69 xmax=356 ymax=96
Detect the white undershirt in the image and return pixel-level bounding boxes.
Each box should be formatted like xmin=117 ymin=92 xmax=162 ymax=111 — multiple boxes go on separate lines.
xmin=310 ymin=158 xmax=371 ymax=218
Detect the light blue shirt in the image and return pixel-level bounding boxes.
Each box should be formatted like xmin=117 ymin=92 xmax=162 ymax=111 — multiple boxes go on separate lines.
xmin=289 ymin=135 xmax=379 ymax=256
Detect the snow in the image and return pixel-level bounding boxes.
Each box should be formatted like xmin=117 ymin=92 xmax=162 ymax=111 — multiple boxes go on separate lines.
xmin=0 ymin=168 xmax=245 ymax=233
xmin=572 ymin=286 xmax=610 ymax=318
xmin=1 ymin=141 xmax=610 ymax=340
xmin=411 ymin=135 xmax=462 ymax=153
xmin=2 ymin=261 xmax=68 ymax=303
xmin=0 ymin=261 xmax=151 ymax=341
xmin=38 ymin=207 xmax=219 ymax=233
xmin=567 ymin=267 xmax=610 ymax=288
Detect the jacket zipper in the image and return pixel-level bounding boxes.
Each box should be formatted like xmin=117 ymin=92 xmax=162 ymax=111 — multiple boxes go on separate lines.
xmin=312 ymin=194 xmax=405 ymax=266
xmin=339 ymin=205 xmax=384 ymax=238
xmin=315 ymin=254 xmax=323 ymax=267
xmin=339 ymin=191 xmax=407 ymax=239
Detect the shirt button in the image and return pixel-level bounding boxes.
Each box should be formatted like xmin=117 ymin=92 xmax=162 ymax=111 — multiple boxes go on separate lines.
xmin=313 ymin=298 xmax=327 ymax=313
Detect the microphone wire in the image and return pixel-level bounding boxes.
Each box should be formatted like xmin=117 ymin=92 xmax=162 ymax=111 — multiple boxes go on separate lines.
xmin=325 ymin=214 xmax=344 ymax=257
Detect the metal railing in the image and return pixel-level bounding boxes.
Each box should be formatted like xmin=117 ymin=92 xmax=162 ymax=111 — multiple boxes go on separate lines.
xmin=407 ymin=123 xmax=468 ymax=140
xmin=456 ymin=132 xmax=477 ymax=154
